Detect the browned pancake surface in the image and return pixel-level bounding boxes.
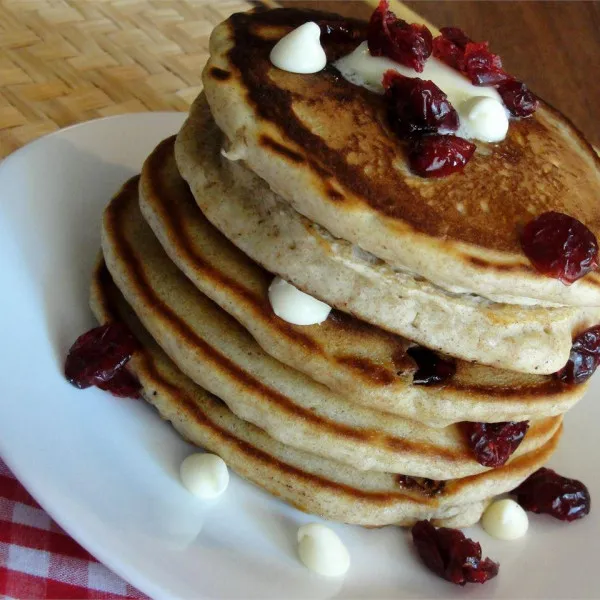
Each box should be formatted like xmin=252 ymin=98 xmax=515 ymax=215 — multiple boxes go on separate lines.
xmin=145 ymin=136 xmax=590 ymax=426
xmin=206 ymin=8 xmax=600 ymax=293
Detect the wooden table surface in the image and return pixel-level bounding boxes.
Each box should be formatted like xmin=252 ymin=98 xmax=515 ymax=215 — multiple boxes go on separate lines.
xmin=1 ymin=1 xmax=597 ymax=156
xmin=281 ymin=1 xmax=600 ymax=148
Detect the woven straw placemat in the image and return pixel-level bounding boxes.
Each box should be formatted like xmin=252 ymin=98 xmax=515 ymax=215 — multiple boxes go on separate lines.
xmin=0 ymin=0 xmax=265 ymax=159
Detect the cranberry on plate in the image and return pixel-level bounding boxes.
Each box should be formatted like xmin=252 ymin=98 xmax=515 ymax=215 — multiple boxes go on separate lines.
xmin=412 ymin=520 xmax=499 ymax=585
xmin=64 ymin=322 xmax=140 ymax=398
xmin=512 ymin=467 xmax=591 ymax=522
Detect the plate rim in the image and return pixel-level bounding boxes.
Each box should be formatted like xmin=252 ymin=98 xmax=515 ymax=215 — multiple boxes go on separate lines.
xmin=0 ymin=112 xmax=187 ymax=600
xmin=1 ymin=110 xmax=598 ymax=600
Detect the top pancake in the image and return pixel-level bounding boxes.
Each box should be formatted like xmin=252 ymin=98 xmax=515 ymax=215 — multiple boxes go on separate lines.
xmin=202 ymin=7 xmax=600 ymax=307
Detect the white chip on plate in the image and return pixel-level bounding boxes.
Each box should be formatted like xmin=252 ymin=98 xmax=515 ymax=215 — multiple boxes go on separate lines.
xmin=297 ymin=523 xmax=350 ymax=577
xmin=180 ymin=453 xmax=229 ymax=499
xmin=481 ymin=498 xmax=529 ymax=540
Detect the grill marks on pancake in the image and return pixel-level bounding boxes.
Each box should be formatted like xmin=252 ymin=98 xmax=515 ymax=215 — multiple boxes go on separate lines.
xmin=145 ymin=138 xmax=410 ymax=384
xmin=335 ymin=355 xmax=396 ymax=385
xmin=326 ymin=186 xmax=345 ymax=202
xmin=107 ymin=224 xmax=364 ymax=440
xmin=107 ymin=182 xmax=566 ymax=469
xmin=94 ymin=263 xmax=563 ymax=510
xmin=93 ymin=265 xmax=432 ymax=506
xmin=226 ymin=11 xmax=413 ymax=226
xmin=466 ymin=255 xmax=527 ymax=272
xmin=151 ymin=138 xmax=579 ymax=408
xmin=127 ymin=353 xmax=432 ymax=506
xmin=451 ymin=376 xmax=570 ymax=398
xmin=143 ymin=357 xmax=560 ymax=504
xmin=209 ymin=67 xmax=232 ymax=81
xmin=228 ymin=12 xmax=390 ymax=208
xmin=260 ymin=135 xmax=305 ymax=164
xmin=145 ymin=139 xmax=318 ymax=352
xmin=107 ymin=182 xmax=484 ymax=461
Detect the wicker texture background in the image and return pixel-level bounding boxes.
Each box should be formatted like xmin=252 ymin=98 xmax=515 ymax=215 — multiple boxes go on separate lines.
xmin=0 ymin=0 xmax=258 ymax=158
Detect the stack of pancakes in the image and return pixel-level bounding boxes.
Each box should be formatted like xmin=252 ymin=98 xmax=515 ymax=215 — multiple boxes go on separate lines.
xmin=91 ymin=8 xmax=600 ymax=528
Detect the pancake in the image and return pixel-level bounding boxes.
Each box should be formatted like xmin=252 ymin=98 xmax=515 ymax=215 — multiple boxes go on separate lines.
xmin=175 ymin=97 xmax=600 ymax=374
xmin=200 ymin=8 xmax=600 ymax=307
xmin=143 ymin=135 xmax=589 ymax=425
xmin=90 ymin=258 xmax=561 ymax=527
xmin=101 ymin=176 xmax=560 ymax=479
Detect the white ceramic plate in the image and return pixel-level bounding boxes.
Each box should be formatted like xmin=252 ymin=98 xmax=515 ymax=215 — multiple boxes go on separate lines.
xmin=0 ymin=114 xmax=598 ymax=599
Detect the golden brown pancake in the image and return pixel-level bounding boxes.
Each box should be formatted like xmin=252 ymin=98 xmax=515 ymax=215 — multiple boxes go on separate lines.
xmin=201 ymin=7 xmax=600 ymax=306
xmin=90 ymin=257 xmax=561 ymax=527
xmin=143 ymin=135 xmax=590 ymax=426
xmin=175 ymin=97 xmax=600 ymax=374
xmin=101 ymin=176 xmax=560 ymax=478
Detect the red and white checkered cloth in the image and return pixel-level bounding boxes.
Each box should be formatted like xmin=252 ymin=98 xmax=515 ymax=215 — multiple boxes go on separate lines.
xmin=0 ymin=458 xmax=146 ymax=599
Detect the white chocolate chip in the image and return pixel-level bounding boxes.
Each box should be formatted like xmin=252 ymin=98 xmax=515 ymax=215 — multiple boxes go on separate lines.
xmin=297 ymin=523 xmax=350 ymax=577
xmin=459 ymin=96 xmax=509 ymax=143
xmin=270 ymin=22 xmax=327 ymax=74
xmin=268 ymin=277 xmax=331 ymax=325
xmin=481 ymin=498 xmax=529 ymax=540
xmin=180 ymin=453 xmax=229 ymax=499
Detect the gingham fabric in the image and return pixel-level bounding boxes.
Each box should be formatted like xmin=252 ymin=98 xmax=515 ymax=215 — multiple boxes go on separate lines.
xmin=0 ymin=458 xmax=146 ymax=599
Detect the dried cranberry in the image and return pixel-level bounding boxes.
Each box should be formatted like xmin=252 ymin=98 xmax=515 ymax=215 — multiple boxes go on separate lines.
xmin=460 ymin=42 xmax=510 ymax=86
xmin=65 ymin=323 xmax=140 ymax=398
xmin=497 ymin=80 xmax=539 ymax=117
xmin=368 ymin=0 xmax=433 ymax=73
xmin=318 ymin=20 xmax=365 ymax=46
xmin=408 ymin=134 xmax=475 ymax=178
xmin=464 ymin=421 xmax=529 ymax=467
xmin=432 ymin=36 xmax=464 ymax=70
xmin=412 ymin=520 xmax=499 ymax=586
xmin=434 ymin=28 xmax=535 ymax=119
xmin=407 ymin=346 xmax=456 ymax=385
xmin=433 ymin=30 xmax=507 ymax=84
xmin=383 ymin=71 xmax=459 ymax=137
xmin=520 ymin=211 xmax=599 ymax=285
xmin=439 ymin=27 xmax=472 ymax=50
xmin=556 ymin=325 xmax=600 ymax=384
xmin=97 ymin=368 xmax=141 ymax=398
xmin=512 ymin=467 xmax=590 ymax=521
